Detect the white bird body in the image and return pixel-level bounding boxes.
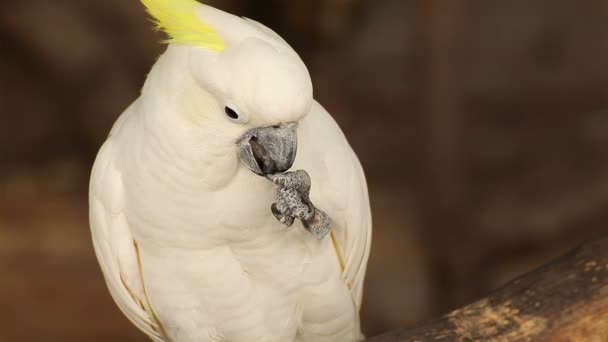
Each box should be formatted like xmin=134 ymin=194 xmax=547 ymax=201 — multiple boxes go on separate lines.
xmin=90 ymin=2 xmax=371 ymax=342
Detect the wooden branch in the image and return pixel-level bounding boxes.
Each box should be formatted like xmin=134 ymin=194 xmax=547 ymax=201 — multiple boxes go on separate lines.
xmin=366 ymin=235 xmax=608 ymax=341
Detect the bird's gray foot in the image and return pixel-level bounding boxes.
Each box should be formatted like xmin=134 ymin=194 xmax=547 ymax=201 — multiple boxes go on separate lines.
xmin=267 ymin=170 xmax=332 ymax=240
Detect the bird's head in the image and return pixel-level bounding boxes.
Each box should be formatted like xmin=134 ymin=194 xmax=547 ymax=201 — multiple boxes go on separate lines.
xmin=141 ymin=0 xmax=313 ymax=177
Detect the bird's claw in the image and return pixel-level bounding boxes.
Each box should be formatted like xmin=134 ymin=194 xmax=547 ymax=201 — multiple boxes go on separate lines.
xmin=271 ymin=203 xmax=296 ymax=226
xmin=268 ymin=170 xmax=331 ymax=240
xmin=266 ymin=170 xmax=311 ymax=193
xmin=302 ymin=208 xmax=331 ymax=240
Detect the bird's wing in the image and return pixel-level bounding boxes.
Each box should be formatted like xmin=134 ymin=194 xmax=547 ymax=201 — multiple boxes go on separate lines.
xmin=332 ymin=148 xmax=372 ymax=308
xmin=303 ymin=101 xmax=373 ymax=309
xmin=89 ymin=138 xmax=166 ymax=342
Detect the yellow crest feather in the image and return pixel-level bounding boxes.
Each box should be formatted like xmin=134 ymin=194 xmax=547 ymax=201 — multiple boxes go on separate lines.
xmin=141 ymin=0 xmax=225 ymax=52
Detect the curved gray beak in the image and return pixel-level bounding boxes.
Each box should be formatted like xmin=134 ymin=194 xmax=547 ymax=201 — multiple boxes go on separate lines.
xmin=237 ymin=122 xmax=298 ymax=176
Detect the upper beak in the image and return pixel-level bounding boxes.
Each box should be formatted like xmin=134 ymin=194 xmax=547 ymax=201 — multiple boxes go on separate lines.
xmin=237 ymin=122 xmax=298 ymax=176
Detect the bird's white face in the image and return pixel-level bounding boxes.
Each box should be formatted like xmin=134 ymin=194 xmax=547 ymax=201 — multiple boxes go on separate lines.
xmin=184 ymin=37 xmax=314 ymax=176
xmin=140 ymin=0 xmax=313 ymax=177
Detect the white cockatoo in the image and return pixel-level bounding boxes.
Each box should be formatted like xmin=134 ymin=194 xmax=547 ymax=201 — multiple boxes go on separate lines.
xmin=89 ymin=0 xmax=372 ymax=341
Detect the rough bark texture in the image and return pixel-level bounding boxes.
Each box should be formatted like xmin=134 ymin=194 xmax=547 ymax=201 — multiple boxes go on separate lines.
xmin=367 ymin=235 xmax=608 ymax=341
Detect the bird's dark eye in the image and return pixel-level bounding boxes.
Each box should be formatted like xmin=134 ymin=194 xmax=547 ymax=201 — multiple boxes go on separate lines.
xmin=225 ymin=106 xmax=239 ymax=120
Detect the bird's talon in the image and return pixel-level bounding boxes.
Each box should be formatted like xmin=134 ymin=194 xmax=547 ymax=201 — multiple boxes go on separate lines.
xmin=269 ymin=170 xmax=331 ymax=239
xmin=303 ymin=208 xmax=331 ymax=240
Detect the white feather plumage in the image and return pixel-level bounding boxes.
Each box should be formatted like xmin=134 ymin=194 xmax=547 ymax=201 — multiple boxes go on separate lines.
xmin=89 ymin=3 xmax=371 ymax=341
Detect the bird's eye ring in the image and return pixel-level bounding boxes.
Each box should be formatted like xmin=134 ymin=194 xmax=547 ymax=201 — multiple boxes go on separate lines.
xmin=225 ymin=106 xmax=239 ymax=120
xmin=224 ymin=105 xmax=248 ymax=124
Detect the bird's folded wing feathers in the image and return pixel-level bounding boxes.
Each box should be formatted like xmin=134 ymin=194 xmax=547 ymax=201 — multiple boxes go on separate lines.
xmin=336 ymin=149 xmax=372 ymax=308
xmin=308 ymin=102 xmax=372 ymax=309
xmin=89 ymin=140 xmax=166 ymax=342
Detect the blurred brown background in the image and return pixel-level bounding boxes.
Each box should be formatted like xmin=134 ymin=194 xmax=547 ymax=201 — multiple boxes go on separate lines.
xmin=1 ymin=0 xmax=608 ymax=340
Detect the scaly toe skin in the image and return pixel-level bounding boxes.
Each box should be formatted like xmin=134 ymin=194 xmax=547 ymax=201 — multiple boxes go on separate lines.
xmin=271 ymin=203 xmax=295 ymax=227
xmin=268 ymin=170 xmax=331 ymax=239
xmin=293 ymin=203 xmax=314 ymax=221
xmin=272 ymin=187 xmax=301 ymax=227
xmin=290 ymin=170 xmax=311 ymax=193
xmin=267 ymin=170 xmax=311 ymax=193
xmin=303 ymin=207 xmax=331 ymax=240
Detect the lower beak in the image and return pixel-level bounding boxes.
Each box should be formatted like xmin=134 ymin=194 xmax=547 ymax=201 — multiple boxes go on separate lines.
xmin=237 ymin=122 xmax=298 ymax=176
